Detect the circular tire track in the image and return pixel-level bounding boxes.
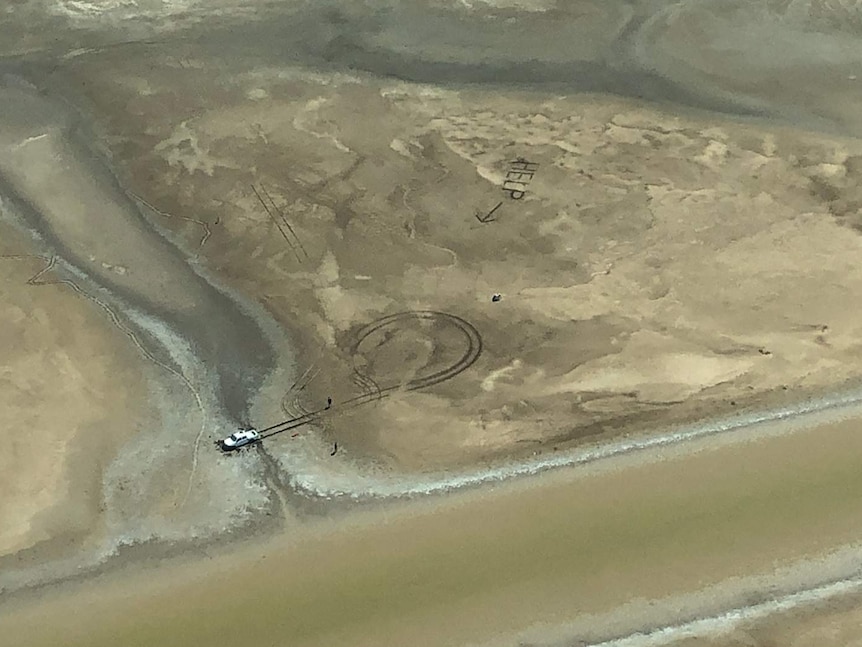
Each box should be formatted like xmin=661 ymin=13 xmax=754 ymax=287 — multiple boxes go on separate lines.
xmin=343 ymin=310 xmax=482 ymax=405
xmin=258 ymin=311 xmax=481 ymax=439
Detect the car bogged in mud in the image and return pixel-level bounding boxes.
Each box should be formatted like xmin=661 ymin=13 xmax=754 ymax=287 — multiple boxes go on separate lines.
xmin=219 ymin=428 xmax=260 ymax=451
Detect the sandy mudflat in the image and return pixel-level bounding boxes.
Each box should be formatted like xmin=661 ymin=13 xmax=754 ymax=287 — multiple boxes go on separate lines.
xmin=68 ymin=57 xmax=862 ymax=475
xmin=0 ymin=223 xmax=152 ymax=562
xmin=5 ymin=1 xmax=862 ymax=645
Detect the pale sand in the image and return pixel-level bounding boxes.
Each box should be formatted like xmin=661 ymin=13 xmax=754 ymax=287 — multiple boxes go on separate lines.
xmin=5 ymin=408 xmax=862 ymax=647
xmin=0 ymin=224 xmax=150 ymax=559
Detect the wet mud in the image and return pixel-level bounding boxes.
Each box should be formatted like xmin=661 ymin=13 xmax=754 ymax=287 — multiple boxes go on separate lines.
xmin=0 ymin=77 xmax=274 ymax=421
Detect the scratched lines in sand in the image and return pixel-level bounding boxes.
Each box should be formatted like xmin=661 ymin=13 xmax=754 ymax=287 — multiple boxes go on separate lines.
xmin=475 ymin=157 xmax=539 ymax=223
xmin=127 ymin=190 xmax=213 ymax=255
xmin=251 ymin=183 xmax=308 ymax=263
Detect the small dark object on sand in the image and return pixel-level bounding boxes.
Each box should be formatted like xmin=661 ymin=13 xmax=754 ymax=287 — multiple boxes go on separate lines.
xmin=326 ymin=396 xmax=332 ymax=410
xmin=491 ymin=293 xmax=502 ymax=302
xmin=330 ymin=442 xmax=338 ymax=456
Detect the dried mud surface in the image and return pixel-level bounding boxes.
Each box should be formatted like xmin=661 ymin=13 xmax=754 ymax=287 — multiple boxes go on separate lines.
xmin=5 ymin=1 xmax=862 ymax=645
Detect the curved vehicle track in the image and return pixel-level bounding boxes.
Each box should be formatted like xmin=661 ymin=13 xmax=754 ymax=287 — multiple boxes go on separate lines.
xmin=346 ymin=310 xmax=483 ymax=400
xmin=258 ymin=311 xmax=482 ymax=440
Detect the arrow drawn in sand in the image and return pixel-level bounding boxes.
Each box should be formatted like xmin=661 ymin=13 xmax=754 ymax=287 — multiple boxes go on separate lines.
xmin=475 ymin=201 xmax=503 ymax=224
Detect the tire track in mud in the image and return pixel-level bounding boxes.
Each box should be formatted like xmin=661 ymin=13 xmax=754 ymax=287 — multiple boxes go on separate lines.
xmin=346 ymin=310 xmax=482 ymax=399
xmin=351 ymin=368 xmax=382 ymax=403
xmin=258 ymin=311 xmax=482 ymax=440
xmin=0 ymin=253 xmax=208 ymax=508
xmin=281 ymin=362 xmax=321 ymax=418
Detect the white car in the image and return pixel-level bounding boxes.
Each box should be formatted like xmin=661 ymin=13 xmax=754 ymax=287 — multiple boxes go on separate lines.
xmin=221 ymin=428 xmax=260 ymax=450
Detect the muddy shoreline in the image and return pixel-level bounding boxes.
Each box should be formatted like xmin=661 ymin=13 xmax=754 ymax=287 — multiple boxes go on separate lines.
xmin=6 ymin=1 xmax=862 ymax=645
xmin=1 ymin=370 xmax=859 ymax=601
xmin=8 ymin=401 xmax=862 ymax=647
